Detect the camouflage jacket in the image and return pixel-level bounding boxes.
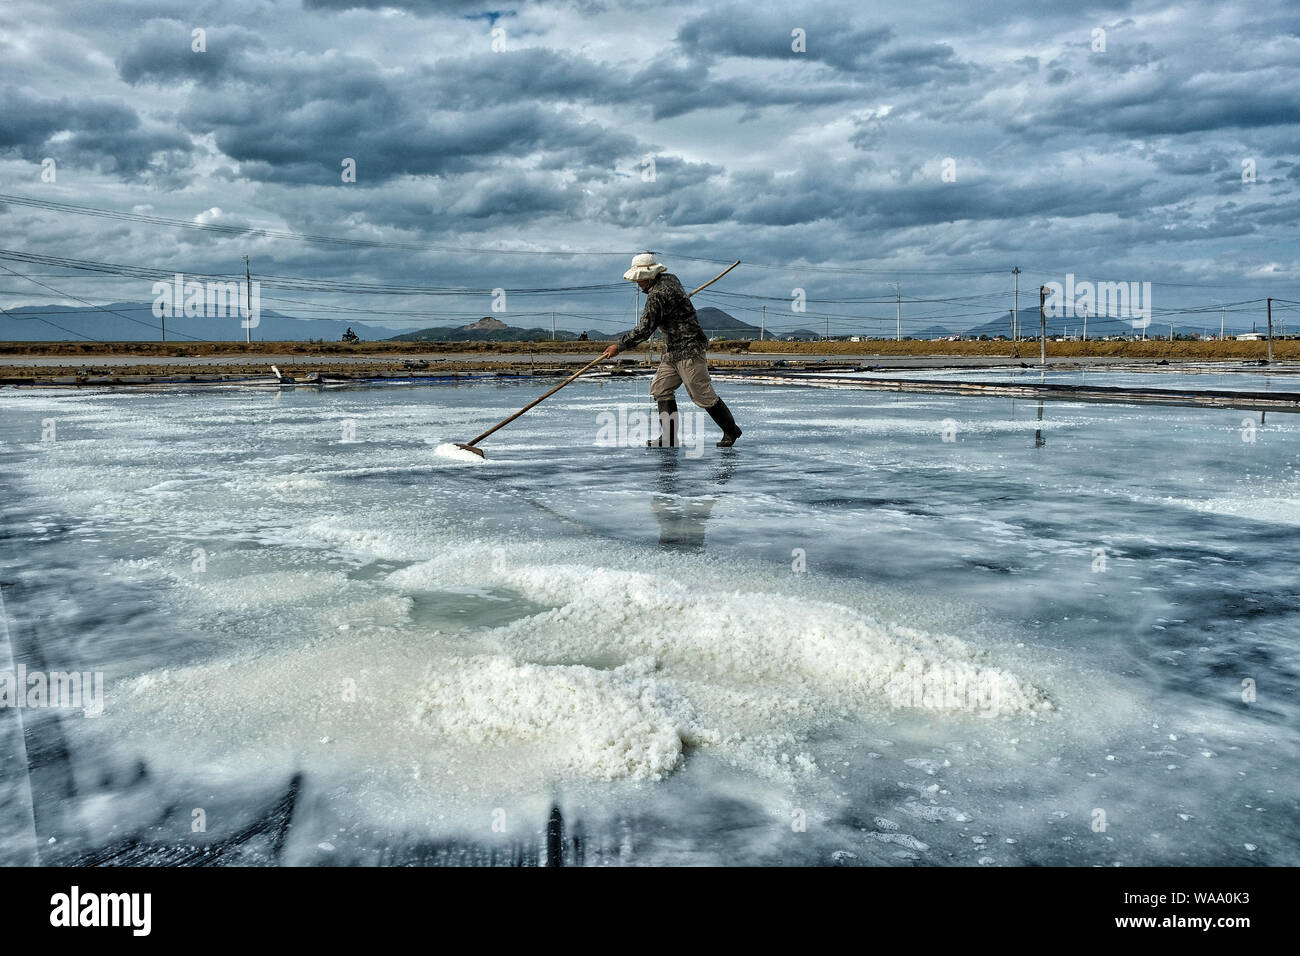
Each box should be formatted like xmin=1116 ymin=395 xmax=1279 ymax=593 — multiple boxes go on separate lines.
xmin=617 ymin=273 xmax=708 ymax=362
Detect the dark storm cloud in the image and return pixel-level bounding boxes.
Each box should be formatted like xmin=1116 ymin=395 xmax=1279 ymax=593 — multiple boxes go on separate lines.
xmin=116 ymin=20 xmax=261 ymax=85
xmin=193 ymin=94 xmax=640 ymax=184
xmin=138 ymin=44 xmax=641 ymax=185
xmin=418 ymin=48 xmax=610 ymax=110
xmin=0 ymin=86 xmax=192 ymax=177
xmin=222 ymin=109 xmax=630 ymax=183
xmin=417 ymin=47 xmax=864 ymax=120
xmin=131 ymin=36 xmax=848 ymax=189
xmin=631 ymin=55 xmax=864 ymax=119
xmin=1017 ymin=76 xmax=1300 ymax=137
xmin=716 ymin=164 xmax=1173 ymax=233
xmin=675 ymin=5 xmax=975 ymax=90
xmin=1151 ymin=150 xmax=1231 ymax=176
xmin=876 ymin=43 xmax=973 ymax=87
xmin=676 ymin=6 xmax=893 ymax=72
xmin=442 ymin=171 xmax=575 ymax=218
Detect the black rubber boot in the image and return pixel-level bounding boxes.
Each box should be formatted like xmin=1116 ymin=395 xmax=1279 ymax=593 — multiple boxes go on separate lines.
xmin=706 ymin=398 xmax=742 ymax=447
xmin=647 ymin=398 xmax=679 ymax=447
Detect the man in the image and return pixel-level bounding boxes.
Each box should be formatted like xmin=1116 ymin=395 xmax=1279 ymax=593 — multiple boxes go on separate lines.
xmin=601 ymin=253 xmax=743 ymax=447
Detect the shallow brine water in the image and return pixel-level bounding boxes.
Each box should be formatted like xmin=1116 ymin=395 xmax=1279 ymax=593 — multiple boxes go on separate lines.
xmin=814 ymin=365 xmax=1296 ymax=393
xmin=1 ymin=377 xmax=1296 ymax=866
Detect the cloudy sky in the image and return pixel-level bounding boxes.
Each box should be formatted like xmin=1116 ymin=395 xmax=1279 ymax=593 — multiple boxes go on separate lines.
xmin=1 ymin=0 xmax=1297 ymax=337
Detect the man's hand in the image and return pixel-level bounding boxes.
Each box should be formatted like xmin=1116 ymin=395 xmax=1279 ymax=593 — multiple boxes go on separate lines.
xmin=600 ymin=343 xmax=620 ymax=360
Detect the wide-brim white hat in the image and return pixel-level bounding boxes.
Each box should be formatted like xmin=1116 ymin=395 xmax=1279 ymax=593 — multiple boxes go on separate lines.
xmin=624 ymin=252 xmax=667 ymax=282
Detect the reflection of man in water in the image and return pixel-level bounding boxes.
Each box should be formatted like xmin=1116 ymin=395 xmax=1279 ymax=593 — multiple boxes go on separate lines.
xmin=649 ymin=452 xmax=736 ymax=551
xmin=651 ymin=496 xmax=717 ymax=551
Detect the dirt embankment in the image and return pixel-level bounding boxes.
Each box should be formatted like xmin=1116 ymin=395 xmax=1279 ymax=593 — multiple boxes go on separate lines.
xmin=0 ymin=337 xmax=1292 ymax=384
xmin=0 ymin=340 xmax=631 ymax=381
xmin=0 ymin=340 xmax=607 ymax=358
xmin=739 ymin=339 xmax=1298 ymax=360
xmin=2 ymin=338 xmax=1293 ymax=361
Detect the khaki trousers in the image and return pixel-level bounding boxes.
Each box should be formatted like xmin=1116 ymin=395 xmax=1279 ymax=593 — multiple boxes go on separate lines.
xmin=649 ymin=355 xmax=719 ymax=407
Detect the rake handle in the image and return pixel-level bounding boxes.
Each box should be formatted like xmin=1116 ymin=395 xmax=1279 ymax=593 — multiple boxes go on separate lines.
xmin=685 ymin=260 xmax=741 ymax=298
xmin=463 ymin=355 xmax=606 ymax=448
xmin=462 ymin=260 xmax=741 ymax=449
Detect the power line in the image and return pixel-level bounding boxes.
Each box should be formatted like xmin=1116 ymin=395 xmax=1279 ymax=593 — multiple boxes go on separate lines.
xmin=0 ymin=249 xmax=626 ymax=297
xmin=0 ymin=301 xmax=102 ymax=342
xmin=662 ymin=251 xmax=1008 ymax=277
xmin=0 ymin=192 xmax=1030 ymax=279
xmin=0 ymin=263 xmax=205 ymax=341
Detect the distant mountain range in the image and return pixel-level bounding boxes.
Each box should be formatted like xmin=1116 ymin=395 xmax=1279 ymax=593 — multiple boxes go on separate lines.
xmin=390 ymin=306 xmax=762 ymax=343
xmin=694 ymin=308 xmax=827 ymax=340
xmin=0 ymin=302 xmax=402 ymax=342
xmin=2 ymin=301 xmax=1231 ymax=344
xmin=0 ymin=300 xmax=770 ymax=343
xmin=694 ymin=307 xmax=758 ymax=337
xmin=388 ymin=315 xmax=614 ymax=343
xmin=966 ymin=311 xmax=1192 ymax=340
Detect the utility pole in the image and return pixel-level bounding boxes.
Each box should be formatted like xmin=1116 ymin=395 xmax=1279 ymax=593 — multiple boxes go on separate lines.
xmin=1216 ymin=300 xmax=1225 ymax=340
xmin=1011 ymin=266 xmax=1021 ymax=342
xmin=1169 ymin=321 xmax=1174 ymax=342
xmin=242 ymin=254 xmax=251 ymax=344
xmin=161 ymin=311 xmax=166 ymax=343
xmin=761 ymin=305 xmax=766 ymax=341
xmin=1039 ymin=285 xmax=1047 ymax=366
xmin=893 ymin=282 xmax=901 ymax=341
xmin=551 ymin=311 xmax=555 ymax=341
xmin=1267 ymin=297 xmax=1273 ymax=361
xmin=826 ymin=314 xmax=830 ymax=341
